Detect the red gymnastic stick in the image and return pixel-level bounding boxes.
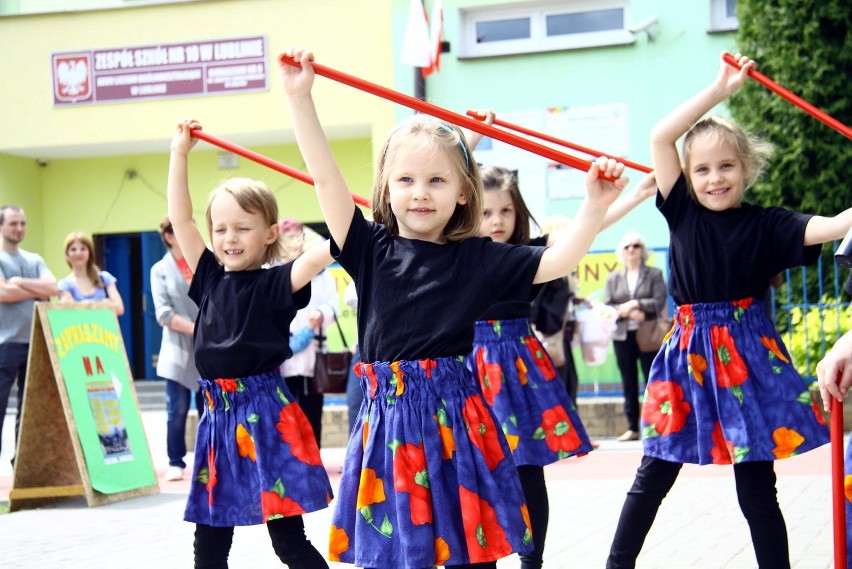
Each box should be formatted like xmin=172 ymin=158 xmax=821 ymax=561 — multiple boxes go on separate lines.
xmin=466 ymin=110 xmax=653 ymax=174
xmin=189 ymin=129 xmax=371 ymax=208
xmin=722 ymin=52 xmax=852 ymax=141
xmin=278 ymin=54 xmax=617 ymax=182
xmin=831 ymin=396 xmax=847 ymax=569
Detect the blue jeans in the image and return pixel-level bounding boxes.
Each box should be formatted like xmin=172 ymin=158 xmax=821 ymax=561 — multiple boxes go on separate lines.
xmin=345 ymin=345 xmax=362 ymax=434
xmin=165 ymin=378 xmax=204 ymax=469
xmin=0 ymin=342 xmax=28 ymax=460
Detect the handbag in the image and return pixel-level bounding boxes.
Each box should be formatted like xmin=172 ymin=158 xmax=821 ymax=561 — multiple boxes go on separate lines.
xmin=636 ymin=305 xmax=674 ymax=353
xmin=535 ymin=329 xmax=566 ymax=367
xmin=313 ymin=310 xmax=353 ymax=394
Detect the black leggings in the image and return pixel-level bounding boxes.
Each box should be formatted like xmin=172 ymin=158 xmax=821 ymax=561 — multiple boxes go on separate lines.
xmin=606 ymin=456 xmax=789 ymax=569
xmin=517 ymin=465 xmax=549 ymax=569
xmin=193 ymin=516 xmax=328 ymax=569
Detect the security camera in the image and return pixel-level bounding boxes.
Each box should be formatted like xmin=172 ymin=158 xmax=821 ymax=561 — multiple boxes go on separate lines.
xmin=629 ymin=14 xmax=659 ymax=34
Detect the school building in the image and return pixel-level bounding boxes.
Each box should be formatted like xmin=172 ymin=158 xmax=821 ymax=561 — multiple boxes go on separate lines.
xmin=0 ymin=0 xmax=740 ymax=385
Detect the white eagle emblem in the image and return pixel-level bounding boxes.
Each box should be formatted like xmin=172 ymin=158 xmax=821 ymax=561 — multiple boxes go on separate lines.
xmin=57 ymin=58 xmax=89 ymax=97
xmin=53 ymin=54 xmax=93 ymax=103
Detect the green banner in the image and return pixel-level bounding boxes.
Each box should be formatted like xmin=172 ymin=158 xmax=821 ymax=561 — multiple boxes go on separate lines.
xmin=47 ymin=307 xmax=156 ymax=494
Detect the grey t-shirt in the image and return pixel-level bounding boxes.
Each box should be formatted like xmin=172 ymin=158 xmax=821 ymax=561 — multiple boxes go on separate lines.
xmin=0 ymin=248 xmax=50 ymax=344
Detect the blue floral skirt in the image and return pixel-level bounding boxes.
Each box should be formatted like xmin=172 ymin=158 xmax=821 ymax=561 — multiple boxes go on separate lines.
xmin=184 ymin=370 xmax=333 ymax=527
xmin=470 ymin=318 xmax=593 ymax=466
xmin=641 ymin=298 xmax=829 ymax=465
xmin=330 ymin=357 xmax=533 ymax=568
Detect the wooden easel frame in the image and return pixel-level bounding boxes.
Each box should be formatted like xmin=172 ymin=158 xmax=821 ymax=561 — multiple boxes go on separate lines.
xmin=9 ymin=302 xmax=158 ymax=511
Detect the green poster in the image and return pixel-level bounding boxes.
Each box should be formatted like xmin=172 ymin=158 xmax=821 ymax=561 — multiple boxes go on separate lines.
xmin=47 ymin=307 xmax=156 ymax=494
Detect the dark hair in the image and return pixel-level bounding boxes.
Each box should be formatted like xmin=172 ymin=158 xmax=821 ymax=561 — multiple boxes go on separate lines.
xmin=479 ymin=165 xmax=537 ymax=244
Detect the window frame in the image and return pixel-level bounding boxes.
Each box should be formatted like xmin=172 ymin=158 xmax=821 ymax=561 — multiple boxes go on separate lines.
xmin=458 ymin=0 xmax=634 ymax=59
xmin=709 ymin=0 xmax=738 ymax=32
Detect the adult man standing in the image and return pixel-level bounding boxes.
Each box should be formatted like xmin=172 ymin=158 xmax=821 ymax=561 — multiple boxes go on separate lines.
xmin=0 ymin=205 xmax=58 ymax=462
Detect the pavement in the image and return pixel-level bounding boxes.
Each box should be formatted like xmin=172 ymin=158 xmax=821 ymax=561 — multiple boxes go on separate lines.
xmin=0 ymin=400 xmax=839 ymax=569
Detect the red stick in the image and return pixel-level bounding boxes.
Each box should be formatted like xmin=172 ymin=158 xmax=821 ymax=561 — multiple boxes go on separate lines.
xmin=190 ymin=129 xmax=371 ymax=208
xmin=466 ymin=110 xmax=652 ymax=174
xmin=723 ymin=52 xmax=852 ymax=141
xmin=831 ymin=396 xmax=847 ymax=569
xmin=279 ymin=54 xmax=617 ymax=182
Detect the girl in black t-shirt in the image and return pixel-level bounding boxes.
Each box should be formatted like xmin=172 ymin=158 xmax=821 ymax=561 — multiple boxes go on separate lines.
xmin=471 ymin=164 xmax=655 ymax=569
xmin=607 ymin=54 xmax=852 ymax=569
xmin=281 ymin=48 xmax=628 ymax=569
xmin=168 ymin=119 xmax=334 ymax=569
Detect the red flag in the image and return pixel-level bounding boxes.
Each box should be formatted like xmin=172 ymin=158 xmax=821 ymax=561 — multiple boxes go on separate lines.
xmin=400 ymin=0 xmax=431 ymax=68
xmin=422 ymin=0 xmax=443 ymax=78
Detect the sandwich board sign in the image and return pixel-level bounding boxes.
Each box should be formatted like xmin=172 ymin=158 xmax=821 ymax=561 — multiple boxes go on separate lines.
xmin=9 ymin=302 xmax=158 ymax=511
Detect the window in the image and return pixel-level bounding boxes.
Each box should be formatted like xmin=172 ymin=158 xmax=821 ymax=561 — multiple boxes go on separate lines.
xmin=710 ymin=0 xmax=738 ymax=32
xmin=460 ymin=0 xmax=633 ymax=58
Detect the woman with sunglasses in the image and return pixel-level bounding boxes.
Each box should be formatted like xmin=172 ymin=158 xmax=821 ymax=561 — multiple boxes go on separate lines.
xmin=604 ymin=232 xmax=668 ymax=441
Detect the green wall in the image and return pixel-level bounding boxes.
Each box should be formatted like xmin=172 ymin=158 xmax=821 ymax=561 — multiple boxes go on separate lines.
xmin=391 ymin=0 xmax=739 ymax=251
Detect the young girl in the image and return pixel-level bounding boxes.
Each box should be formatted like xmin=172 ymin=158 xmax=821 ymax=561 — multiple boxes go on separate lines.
xmin=280 ymin=48 xmax=628 ymax=569
xmin=473 ymin=165 xmax=656 ymax=569
xmin=168 ymin=119 xmax=333 ymax=569
xmin=58 ymin=232 xmax=124 ymax=315
xmin=606 ymin=53 xmax=852 ymax=569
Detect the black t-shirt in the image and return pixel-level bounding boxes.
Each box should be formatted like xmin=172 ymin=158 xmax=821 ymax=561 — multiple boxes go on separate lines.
xmin=659 ymin=174 xmax=820 ymax=304
xmin=332 ymin=208 xmax=545 ymax=363
xmin=480 ymin=235 xmax=548 ymax=321
xmin=189 ymin=248 xmax=310 ymax=378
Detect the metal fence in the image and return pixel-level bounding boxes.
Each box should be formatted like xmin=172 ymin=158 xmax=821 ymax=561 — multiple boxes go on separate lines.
xmin=579 ymin=241 xmax=851 ymax=396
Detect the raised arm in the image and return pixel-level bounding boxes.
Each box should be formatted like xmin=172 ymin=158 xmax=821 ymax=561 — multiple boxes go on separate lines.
xmin=545 ymin=171 xmax=656 ymax=247
xmin=279 ymin=48 xmax=355 ymax=250
xmin=290 ymin=240 xmax=334 ymax=293
xmin=464 ymin=109 xmax=495 ymax=151
xmin=650 ymin=53 xmax=753 ymax=199
xmin=535 ymin=157 xmax=627 ymax=284
xmin=803 ymin=208 xmax=852 ymax=246
xmin=600 ymin=171 xmax=656 ymax=231
xmin=167 ymin=119 xmax=208 ymax=273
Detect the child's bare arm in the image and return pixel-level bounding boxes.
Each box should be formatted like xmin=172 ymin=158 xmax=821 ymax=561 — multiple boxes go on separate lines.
xmin=600 ymin=171 xmax=656 ymax=231
xmin=535 ymin=157 xmax=627 ymax=283
xmin=803 ymin=207 xmax=852 ymax=245
xmin=464 ymin=109 xmax=494 ymax=151
xmin=280 ymin=48 xmax=355 ymax=250
xmin=650 ymin=53 xmax=753 ymax=199
xmin=167 ymin=119 xmax=207 ymax=273
xmin=290 ymin=240 xmax=334 ymax=293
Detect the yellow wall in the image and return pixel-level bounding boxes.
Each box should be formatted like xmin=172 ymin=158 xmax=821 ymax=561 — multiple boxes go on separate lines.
xmin=0 ymin=0 xmax=394 ymax=274
xmin=0 ymin=154 xmax=45 ymax=253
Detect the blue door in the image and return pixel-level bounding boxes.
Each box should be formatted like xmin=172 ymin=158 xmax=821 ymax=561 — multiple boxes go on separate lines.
xmin=141 ymin=232 xmax=166 ymax=380
xmin=102 ymin=235 xmax=136 ymax=374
